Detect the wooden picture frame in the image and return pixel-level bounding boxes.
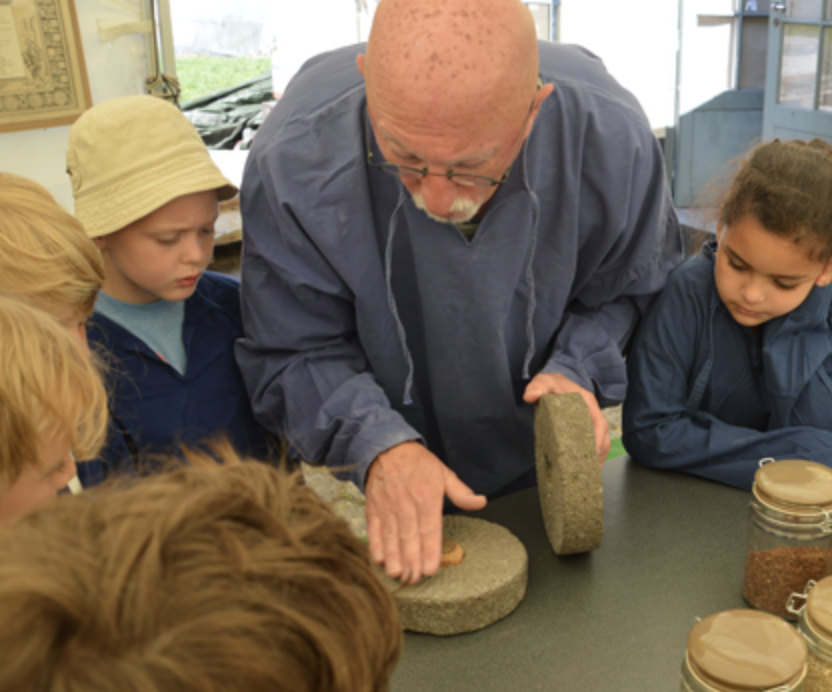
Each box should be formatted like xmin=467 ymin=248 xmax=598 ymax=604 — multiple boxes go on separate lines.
xmin=0 ymin=0 xmax=91 ymax=134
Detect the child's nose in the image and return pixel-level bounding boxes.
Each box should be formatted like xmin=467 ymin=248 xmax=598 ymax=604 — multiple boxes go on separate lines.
xmin=182 ymin=232 xmax=208 ymax=264
xmin=741 ymin=276 xmax=766 ymax=303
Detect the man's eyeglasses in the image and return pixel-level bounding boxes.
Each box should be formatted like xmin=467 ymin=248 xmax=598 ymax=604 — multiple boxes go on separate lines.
xmin=365 ymin=76 xmax=543 ymax=189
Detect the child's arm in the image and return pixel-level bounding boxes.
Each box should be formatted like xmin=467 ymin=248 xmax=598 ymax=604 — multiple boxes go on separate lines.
xmin=624 ymin=404 xmax=832 ymax=491
xmin=622 ymin=260 xmax=832 ymax=491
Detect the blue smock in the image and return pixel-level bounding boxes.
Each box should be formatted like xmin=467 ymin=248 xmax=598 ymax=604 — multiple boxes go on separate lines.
xmin=237 ymin=42 xmax=682 ymax=496
xmin=82 ymin=271 xmax=274 ymax=486
xmin=623 ymin=241 xmax=832 ymax=490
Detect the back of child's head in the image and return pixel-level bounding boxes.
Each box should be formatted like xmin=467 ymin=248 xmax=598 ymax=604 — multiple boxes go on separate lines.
xmin=66 ymin=95 xmax=237 ymax=240
xmin=0 ymin=295 xmax=107 ymax=493
xmin=0 ymin=172 xmax=104 ymax=316
xmin=0 ymin=444 xmax=403 ymax=692
xmin=720 ymin=138 xmax=832 ymax=260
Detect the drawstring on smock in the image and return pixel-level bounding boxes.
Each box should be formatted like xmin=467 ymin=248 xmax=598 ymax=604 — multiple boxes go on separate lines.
xmin=384 ymin=187 xmax=416 ymax=405
xmin=522 ymin=189 xmax=541 ymax=379
xmin=380 ymin=140 xmax=541 ymax=402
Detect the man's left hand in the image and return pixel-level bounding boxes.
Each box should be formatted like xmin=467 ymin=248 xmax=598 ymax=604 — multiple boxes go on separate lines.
xmin=523 ymin=373 xmax=610 ymax=463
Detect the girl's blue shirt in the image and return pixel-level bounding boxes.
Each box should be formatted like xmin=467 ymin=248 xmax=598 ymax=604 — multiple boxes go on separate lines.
xmin=623 ymin=240 xmax=832 ymax=490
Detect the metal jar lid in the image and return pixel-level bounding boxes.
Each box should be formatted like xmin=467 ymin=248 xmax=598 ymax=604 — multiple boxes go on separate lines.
xmin=687 ymin=610 xmax=807 ymax=691
xmin=753 ymin=459 xmax=832 ymax=521
xmin=806 ymin=576 xmax=832 ymax=649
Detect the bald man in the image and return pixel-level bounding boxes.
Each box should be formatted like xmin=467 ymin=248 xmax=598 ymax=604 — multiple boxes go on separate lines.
xmin=238 ymin=0 xmax=682 ymax=583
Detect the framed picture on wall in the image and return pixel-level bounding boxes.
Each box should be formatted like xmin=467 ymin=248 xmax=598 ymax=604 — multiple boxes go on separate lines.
xmin=0 ymin=0 xmax=91 ymax=134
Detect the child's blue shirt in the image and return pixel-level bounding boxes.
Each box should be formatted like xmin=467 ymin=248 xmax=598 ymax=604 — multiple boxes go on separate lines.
xmin=623 ymin=240 xmax=832 ymax=490
xmin=79 ymin=271 xmax=275 ymax=486
xmin=94 ymin=291 xmax=187 ymax=374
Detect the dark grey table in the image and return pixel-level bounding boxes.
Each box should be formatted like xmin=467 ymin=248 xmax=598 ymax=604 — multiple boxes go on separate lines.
xmin=391 ymin=457 xmax=750 ymax=692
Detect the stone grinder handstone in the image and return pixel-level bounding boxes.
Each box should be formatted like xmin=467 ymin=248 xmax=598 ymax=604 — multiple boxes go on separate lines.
xmin=383 ymin=515 xmax=528 ymax=636
xmin=535 ymin=392 xmax=604 ymax=555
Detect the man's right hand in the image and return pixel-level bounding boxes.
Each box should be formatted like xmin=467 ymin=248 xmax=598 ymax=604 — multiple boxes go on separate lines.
xmin=365 ymin=441 xmax=487 ymax=585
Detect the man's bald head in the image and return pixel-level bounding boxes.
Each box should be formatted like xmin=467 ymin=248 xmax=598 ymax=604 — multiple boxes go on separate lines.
xmin=361 ymin=0 xmax=540 ymax=129
xmin=356 ymin=0 xmax=552 ymax=223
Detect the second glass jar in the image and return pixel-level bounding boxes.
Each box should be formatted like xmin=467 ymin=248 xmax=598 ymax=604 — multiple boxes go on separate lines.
xmin=743 ymin=459 xmax=832 ymax=619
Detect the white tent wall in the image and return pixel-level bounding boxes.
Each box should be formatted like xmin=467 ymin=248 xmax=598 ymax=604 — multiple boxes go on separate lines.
xmin=267 ymin=0 xmax=377 ymax=96
xmin=560 ymin=0 xmax=757 ymax=132
xmin=171 ymin=0 xmax=741 ymax=135
xmin=1 ymin=0 xmax=149 ymax=211
xmin=559 ymin=1 xmax=679 ymax=130
xmin=0 ymin=0 xmax=744 ymax=210
xmin=677 ymin=0 xmax=741 ymax=116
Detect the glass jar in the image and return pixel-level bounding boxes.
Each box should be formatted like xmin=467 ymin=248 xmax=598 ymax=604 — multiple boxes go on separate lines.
xmin=743 ymin=459 xmax=832 ymax=619
xmin=788 ymin=577 xmax=832 ymax=692
xmin=680 ymin=609 xmax=807 ymax=692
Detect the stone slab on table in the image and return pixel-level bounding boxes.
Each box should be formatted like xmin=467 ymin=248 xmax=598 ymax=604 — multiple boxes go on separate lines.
xmin=391 ymin=458 xmax=750 ymax=692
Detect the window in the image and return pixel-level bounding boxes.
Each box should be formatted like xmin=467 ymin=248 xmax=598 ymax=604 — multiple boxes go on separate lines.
xmin=524 ymin=1 xmax=559 ymax=42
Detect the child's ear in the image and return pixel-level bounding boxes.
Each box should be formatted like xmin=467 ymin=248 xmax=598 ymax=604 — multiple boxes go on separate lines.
xmin=715 ymin=220 xmax=724 ymax=244
xmin=92 ymin=236 xmax=107 ymax=250
xmin=816 ymin=257 xmax=832 ymax=287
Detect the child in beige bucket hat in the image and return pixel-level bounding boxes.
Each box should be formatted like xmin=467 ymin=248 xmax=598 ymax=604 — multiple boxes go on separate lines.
xmin=68 ymin=96 xmax=237 ymax=241
xmin=67 ymin=95 xmax=275 ymax=483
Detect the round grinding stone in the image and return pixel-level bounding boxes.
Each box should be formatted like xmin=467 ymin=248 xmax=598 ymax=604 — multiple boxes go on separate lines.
xmin=383 ymin=515 xmax=528 ymax=636
xmin=535 ymin=393 xmax=604 ymax=555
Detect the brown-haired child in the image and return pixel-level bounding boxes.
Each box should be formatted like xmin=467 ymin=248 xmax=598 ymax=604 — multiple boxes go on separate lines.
xmin=0 ymin=444 xmax=402 ymax=691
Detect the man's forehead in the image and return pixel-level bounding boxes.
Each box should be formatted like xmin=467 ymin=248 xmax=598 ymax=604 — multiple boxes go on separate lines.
xmin=364 ymin=60 xmax=536 ymax=148
xmin=379 ymin=126 xmax=501 ymax=165
xmin=369 ymin=102 xmax=513 ymax=164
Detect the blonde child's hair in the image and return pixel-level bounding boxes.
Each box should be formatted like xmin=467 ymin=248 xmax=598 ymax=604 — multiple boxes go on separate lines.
xmin=0 ymin=172 xmax=104 ymax=316
xmin=0 ymin=443 xmax=403 ymax=692
xmin=720 ymin=138 xmax=832 ymax=261
xmin=0 ymin=295 xmax=108 ymax=491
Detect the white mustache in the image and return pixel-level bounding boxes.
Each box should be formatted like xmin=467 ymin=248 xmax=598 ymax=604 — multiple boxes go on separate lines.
xmin=411 ymin=193 xmax=481 ymax=224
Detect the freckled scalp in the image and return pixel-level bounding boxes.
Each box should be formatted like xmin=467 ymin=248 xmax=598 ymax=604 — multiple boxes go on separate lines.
xmin=364 ymin=0 xmax=539 ymax=124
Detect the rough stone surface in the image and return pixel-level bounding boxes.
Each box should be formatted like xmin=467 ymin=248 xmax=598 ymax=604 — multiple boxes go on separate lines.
xmin=301 ymin=463 xmax=367 ymax=539
xmin=535 ymin=393 xmax=604 ymax=555
xmin=381 ymin=515 xmax=528 ymax=636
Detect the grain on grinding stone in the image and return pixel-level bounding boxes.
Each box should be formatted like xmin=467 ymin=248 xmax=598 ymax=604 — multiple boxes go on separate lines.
xmin=535 ymin=393 xmax=604 ymax=555
xmin=382 ymin=516 xmax=528 ymax=636
xmin=440 ymin=539 xmax=465 ymax=567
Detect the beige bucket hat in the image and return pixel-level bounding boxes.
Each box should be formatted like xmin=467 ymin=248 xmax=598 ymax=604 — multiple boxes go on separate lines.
xmin=66 ymin=95 xmax=238 ymax=239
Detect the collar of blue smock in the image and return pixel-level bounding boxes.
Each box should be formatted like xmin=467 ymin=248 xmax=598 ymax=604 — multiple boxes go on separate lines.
xmin=377 ymin=123 xmax=541 ymax=406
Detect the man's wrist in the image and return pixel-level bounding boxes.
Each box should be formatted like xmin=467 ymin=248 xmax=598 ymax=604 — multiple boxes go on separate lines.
xmin=362 ymin=438 xmax=424 ymax=490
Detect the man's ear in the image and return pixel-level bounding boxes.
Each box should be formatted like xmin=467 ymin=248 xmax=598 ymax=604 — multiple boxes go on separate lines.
xmin=356 ymin=53 xmax=365 ymax=77
xmin=524 ymin=83 xmax=555 ymax=139
xmin=816 ymin=257 xmax=832 ymax=286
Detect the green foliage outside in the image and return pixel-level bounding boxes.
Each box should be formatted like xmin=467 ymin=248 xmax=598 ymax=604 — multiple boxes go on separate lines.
xmin=176 ymin=56 xmax=271 ymax=104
